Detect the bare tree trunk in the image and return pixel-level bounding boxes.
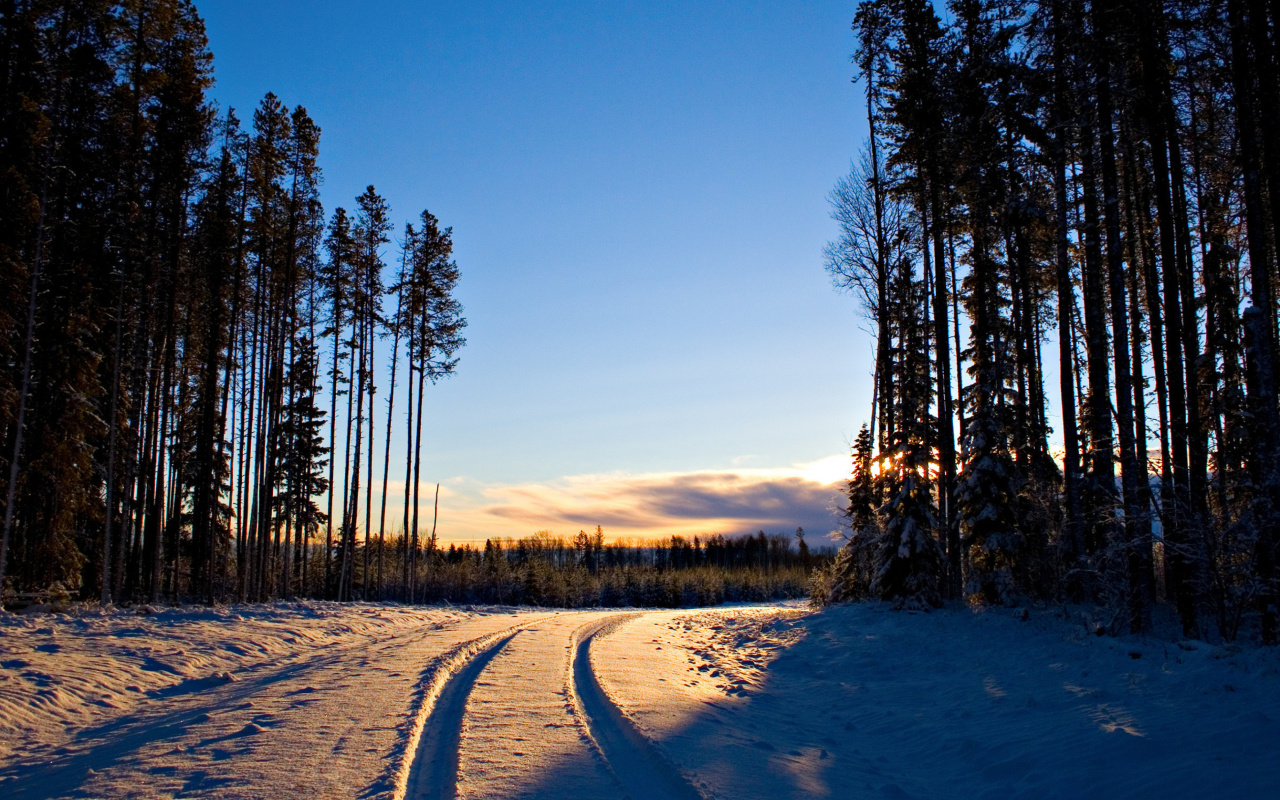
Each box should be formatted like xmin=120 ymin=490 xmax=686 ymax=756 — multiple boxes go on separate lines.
xmin=338 ymin=325 xmax=358 ymax=599
xmin=363 ymin=289 xmax=375 ymax=599
xmin=402 ymin=356 xmax=415 ymax=601
xmin=1231 ymin=0 xmax=1280 ymax=643
xmin=0 ymin=188 xmax=46 ymax=604
xmin=949 ymin=232 xmax=965 ymax=461
xmin=1245 ymin=309 xmax=1280 ymax=644
xmin=410 ymin=363 xmax=427 ymax=603
xmin=1093 ymin=9 xmax=1150 ymax=631
xmin=96 ymin=271 xmax=124 ymax=608
xmin=376 ymin=254 xmax=409 ymax=600
xmin=865 ymin=61 xmax=894 ymax=457
xmin=1054 ymin=141 xmax=1084 ymax=552
xmin=930 ymin=182 xmax=958 ymax=599
xmin=429 ymin=483 xmax=439 ymax=561
xmin=325 ymin=298 xmax=343 ymax=598
xmin=1079 ymin=115 xmax=1117 ymax=557
xmin=343 ymin=311 xmax=368 ymax=601
xmin=1138 ymin=0 xmax=1196 ymax=634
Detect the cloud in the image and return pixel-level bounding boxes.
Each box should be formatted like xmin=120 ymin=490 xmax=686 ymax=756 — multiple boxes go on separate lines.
xmin=430 ymin=457 xmax=849 ymax=543
xmin=354 ymin=456 xmax=851 ymax=544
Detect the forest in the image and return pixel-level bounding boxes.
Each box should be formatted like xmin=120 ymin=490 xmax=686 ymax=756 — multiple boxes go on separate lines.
xmin=399 ymin=530 xmax=813 ymax=608
xmin=0 ymin=0 xmax=472 ymax=606
xmin=814 ymin=0 xmax=1280 ymax=644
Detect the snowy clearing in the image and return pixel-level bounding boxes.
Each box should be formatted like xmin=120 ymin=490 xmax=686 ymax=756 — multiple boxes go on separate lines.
xmin=1 ymin=601 xmax=1278 ymax=799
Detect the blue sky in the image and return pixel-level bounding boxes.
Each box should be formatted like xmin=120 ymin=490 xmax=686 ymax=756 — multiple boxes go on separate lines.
xmin=199 ymin=0 xmax=872 ymax=543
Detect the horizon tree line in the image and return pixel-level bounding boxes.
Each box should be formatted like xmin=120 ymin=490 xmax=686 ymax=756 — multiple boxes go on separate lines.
xmin=820 ymin=0 xmax=1280 ymax=644
xmin=0 ymin=0 xmax=466 ymax=606
xmin=407 ymin=529 xmax=820 ymax=608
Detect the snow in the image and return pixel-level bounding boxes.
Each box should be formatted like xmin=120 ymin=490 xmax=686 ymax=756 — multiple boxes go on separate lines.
xmin=592 ymin=603 xmax=1280 ymax=799
xmin=450 ymin=613 xmax=618 ymax=799
xmin=0 ymin=603 xmax=554 ymax=798
xmin=1 ymin=600 xmax=1278 ymax=799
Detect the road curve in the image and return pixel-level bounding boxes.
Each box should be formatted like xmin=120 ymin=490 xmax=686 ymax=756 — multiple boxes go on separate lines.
xmin=394 ymin=614 xmax=566 ymax=800
xmin=397 ymin=610 xmax=717 ymax=800
xmin=401 ymin=632 xmax=517 ymax=800
xmin=568 ymin=614 xmax=708 ymax=800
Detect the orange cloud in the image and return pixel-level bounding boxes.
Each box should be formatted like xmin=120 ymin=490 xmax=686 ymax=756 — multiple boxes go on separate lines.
xmin=420 ymin=457 xmax=850 ymax=544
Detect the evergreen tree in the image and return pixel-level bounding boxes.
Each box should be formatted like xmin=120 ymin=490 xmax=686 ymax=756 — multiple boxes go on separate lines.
xmin=275 ymin=335 xmax=329 ymax=598
xmin=403 ymin=211 xmax=466 ymax=598
xmin=873 ymin=269 xmax=942 ymax=607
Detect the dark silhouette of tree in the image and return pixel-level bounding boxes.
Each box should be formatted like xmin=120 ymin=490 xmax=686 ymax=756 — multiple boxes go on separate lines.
xmin=401 ymin=211 xmax=466 ymax=600
xmin=822 ymin=0 xmax=1280 ymax=640
xmin=0 ymin=0 xmax=471 ymax=609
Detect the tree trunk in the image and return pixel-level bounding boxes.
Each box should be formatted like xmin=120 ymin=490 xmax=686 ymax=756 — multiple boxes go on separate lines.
xmin=1092 ymin=7 xmax=1150 ymax=630
xmin=1079 ymin=114 xmax=1116 ymax=557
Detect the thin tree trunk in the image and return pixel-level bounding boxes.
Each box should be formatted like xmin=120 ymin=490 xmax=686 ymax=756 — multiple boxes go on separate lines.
xmin=338 ymin=326 xmax=358 ymax=599
xmin=949 ymin=231 xmax=965 ymax=461
xmin=402 ymin=356 xmax=414 ymax=600
xmin=1093 ymin=10 xmax=1150 ymax=630
xmin=0 ymin=184 xmax=46 ymax=603
xmin=1123 ymin=142 xmax=1155 ymax=541
xmin=430 ymin=483 xmax=439 ymax=558
xmin=376 ymin=249 xmax=409 ymax=600
xmin=1079 ymin=114 xmax=1117 ymax=557
xmin=410 ymin=363 xmax=427 ymax=603
xmin=99 ymin=267 xmax=127 ymax=605
xmin=1055 ymin=118 xmax=1082 ymax=556
xmin=930 ymin=181 xmax=958 ymax=599
xmin=1230 ymin=0 xmax=1280 ymax=643
xmin=326 ymin=296 xmax=344 ymax=598
xmin=363 ymin=300 xmax=375 ymax=599
xmin=866 ymin=61 xmax=894 ymax=457
xmin=343 ymin=313 xmax=368 ymax=601
xmin=1131 ymin=0 xmax=1195 ymax=633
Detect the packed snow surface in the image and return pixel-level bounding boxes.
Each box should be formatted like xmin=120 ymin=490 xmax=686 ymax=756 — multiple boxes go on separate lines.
xmin=1 ymin=600 xmax=1277 ymax=798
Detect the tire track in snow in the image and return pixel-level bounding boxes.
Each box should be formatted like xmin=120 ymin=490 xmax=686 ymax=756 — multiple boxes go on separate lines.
xmin=400 ymin=633 xmax=515 ymax=800
xmin=568 ymin=614 xmax=708 ymax=800
xmin=2 ymin=618 xmax=467 ymax=799
xmin=392 ymin=614 xmax=564 ymax=800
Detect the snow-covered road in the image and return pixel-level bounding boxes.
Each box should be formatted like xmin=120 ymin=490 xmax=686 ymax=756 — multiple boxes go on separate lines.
xmin=0 ymin=605 xmax=573 ymax=798
xmin=395 ymin=609 xmax=723 ymax=800
xmin=0 ymin=604 xmax=760 ymax=799
xmin=3 ymin=601 xmax=1280 ymax=799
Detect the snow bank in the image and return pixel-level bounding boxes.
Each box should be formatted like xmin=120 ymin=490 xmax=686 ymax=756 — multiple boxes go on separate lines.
xmin=0 ymin=602 xmax=468 ymax=765
xmin=593 ymin=602 xmax=1280 ymax=799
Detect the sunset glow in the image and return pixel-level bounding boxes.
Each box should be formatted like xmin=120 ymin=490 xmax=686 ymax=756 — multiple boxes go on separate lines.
xmin=406 ymin=455 xmax=849 ymax=544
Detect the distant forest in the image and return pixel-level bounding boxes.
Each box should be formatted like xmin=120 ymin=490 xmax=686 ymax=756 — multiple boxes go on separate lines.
xmin=407 ymin=530 xmax=814 ymax=608
xmin=815 ymin=0 xmax=1280 ymax=643
xmin=0 ymin=1 xmax=819 ymax=610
